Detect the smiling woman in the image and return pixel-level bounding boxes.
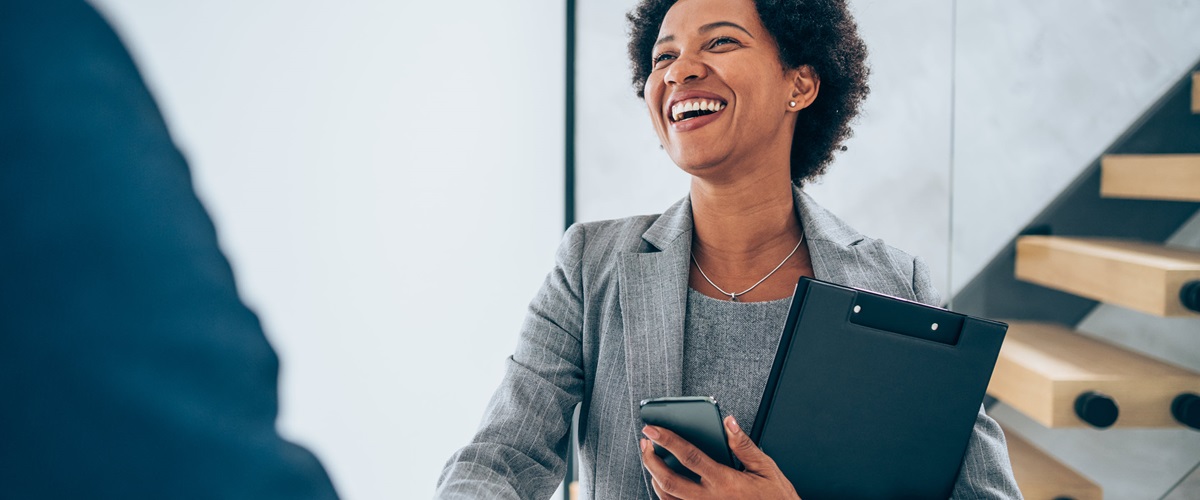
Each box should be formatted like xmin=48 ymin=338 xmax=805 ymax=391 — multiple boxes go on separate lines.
xmin=436 ymin=0 xmax=1021 ymax=498
xmin=630 ymin=0 xmax=869 ymax=185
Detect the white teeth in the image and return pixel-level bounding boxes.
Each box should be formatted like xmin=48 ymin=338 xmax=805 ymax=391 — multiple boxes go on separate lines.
xmin=669 ymin=99 xmax=726 ymax=122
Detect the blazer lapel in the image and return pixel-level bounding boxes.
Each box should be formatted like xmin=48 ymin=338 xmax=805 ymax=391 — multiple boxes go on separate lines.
xmin=619 ymin=196 xmax=693 ymax=411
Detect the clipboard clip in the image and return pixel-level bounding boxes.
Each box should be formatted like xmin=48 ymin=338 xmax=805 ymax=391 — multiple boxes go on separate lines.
xmin=848 ymin=292 xmax=964 ymax=346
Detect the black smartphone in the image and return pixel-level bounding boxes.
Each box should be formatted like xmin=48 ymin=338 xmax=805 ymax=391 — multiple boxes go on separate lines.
xmin=639 ymin=396 xmax=737 ymax=482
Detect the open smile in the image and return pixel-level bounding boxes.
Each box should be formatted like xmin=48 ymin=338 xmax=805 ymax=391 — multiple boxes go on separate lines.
xmin=670 ymin=98 xmax=727 ymax=123
xmin=665 ymin=92 xmax=729 ymax=132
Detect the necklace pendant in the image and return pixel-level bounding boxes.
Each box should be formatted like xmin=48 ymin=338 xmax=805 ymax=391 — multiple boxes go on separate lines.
xmin=729 ymin=294 xmax=739 ymax=302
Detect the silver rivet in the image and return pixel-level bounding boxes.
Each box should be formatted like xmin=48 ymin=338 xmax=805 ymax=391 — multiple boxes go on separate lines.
xmin=931 ymin=323 xmax=939 ymax=331
xmin=853 ymin=305 xmax=862 ymax=313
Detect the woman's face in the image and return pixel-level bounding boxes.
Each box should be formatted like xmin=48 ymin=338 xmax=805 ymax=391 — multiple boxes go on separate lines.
xmin=644 ymin=0 xmax=813 ymax=180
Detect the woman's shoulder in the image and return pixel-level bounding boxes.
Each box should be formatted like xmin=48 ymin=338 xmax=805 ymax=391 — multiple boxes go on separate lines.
xmin=849 ymin=236 xmax=941 ymax=305
xmin=562 ymin=213 xmax=662 ymax=258
xmin=546 ymin=214 xmax=664 ymax=302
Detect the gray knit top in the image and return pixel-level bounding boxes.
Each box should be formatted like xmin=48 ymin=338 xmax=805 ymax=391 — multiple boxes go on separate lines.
xmin=681 ymin=287 xmax=792 ymax=438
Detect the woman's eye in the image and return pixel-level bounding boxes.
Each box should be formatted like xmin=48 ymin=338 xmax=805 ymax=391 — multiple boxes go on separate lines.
xmin=709 ymin=37 xmax=739 ymax=49
xmin=652 ymin=53 xmax=676 ymax=66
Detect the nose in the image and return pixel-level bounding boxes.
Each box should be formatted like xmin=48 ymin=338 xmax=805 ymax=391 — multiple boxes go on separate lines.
xmin=664 ymin=53 xmax=707 ymax=86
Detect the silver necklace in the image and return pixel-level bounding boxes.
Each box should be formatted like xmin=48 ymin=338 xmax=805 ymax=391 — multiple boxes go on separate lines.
xmin=691 ymin=232 xmax=805 ymax=301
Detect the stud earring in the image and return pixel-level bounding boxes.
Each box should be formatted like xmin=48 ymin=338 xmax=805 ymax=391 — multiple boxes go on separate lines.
xmin=789 ymin=101 xmax=797 ymax=107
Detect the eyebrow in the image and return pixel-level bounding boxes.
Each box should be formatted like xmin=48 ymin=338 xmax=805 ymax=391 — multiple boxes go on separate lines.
xmin=700 ymin=21 xmax=754 ymax=38
xmin=654 ymin=21 xmax=756 ymax=47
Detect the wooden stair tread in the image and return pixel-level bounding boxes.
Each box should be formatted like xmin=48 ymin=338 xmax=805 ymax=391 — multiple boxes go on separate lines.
xmin=1193 ymin=72 xmax=1199 ymax=114
xmin=988 ymin=321 xmax=1200 ymax=428
xmin=1024 ymin=237 xmax=1200 ymax=269
xmin=1004 ymin=425 xmax=1102 ymax=500
xmin=1101 ymin=154 xmax=1200 ymax=202
xmin=1015 ymin=236 xmax=1200 ymax=317
xmin=998 ymin=321 xmax=1196 ymax=380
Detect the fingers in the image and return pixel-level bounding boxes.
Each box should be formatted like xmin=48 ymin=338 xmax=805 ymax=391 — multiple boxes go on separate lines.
xmin=643 ymin=425 xmax=724 ymax=480
xmin=650 ymin=478 xmax=681 ymax=500
xmin=640 ymin=435 xmax=703 ymax=499
xmin=724 ymin=416 xmax=776 ymax=473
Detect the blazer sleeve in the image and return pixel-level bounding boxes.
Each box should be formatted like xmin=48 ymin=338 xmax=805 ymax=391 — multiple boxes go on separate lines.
xmin=435 ymin=224 xmax=587 ymax=499
xmin=911 ymin=256 xmax=944 ymax=306
xmin=910 ymin=258 xmax=1023 ymax=499
xmin=951 ymin=407 xmax=1024 ymax=499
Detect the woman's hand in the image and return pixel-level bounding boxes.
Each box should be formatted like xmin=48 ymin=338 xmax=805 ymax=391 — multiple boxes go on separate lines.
xmin=640 ymin=416 xmax=801 ymax=500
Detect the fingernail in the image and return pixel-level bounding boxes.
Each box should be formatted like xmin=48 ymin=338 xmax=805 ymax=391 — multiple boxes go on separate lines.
xmin=727 ymin=416 xmax=741 ymax=434
xmin=640 ymin=439 xmax=647 ymax=452
xmin=643 ymin=425 xmax=660 ymax=440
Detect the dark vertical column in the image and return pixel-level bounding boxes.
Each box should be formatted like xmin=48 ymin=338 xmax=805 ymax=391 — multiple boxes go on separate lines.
xmin=564 ymin=0 xmax=577 ymax=232
xmin=563 ymin=2 xmax=579 ymax=499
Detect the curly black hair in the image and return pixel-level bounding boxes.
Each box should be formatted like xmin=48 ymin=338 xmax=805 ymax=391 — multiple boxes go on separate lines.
xmin=627 ymin=0 xmax=869 ymax=185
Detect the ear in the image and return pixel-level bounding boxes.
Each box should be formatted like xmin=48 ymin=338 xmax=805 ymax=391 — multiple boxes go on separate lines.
xmin=787 ymin=65 xmax=820 ymax=111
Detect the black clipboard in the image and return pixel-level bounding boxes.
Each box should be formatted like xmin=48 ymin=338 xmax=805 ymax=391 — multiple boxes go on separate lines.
xmin=749 ymin=277 xmax=1007 ymax=500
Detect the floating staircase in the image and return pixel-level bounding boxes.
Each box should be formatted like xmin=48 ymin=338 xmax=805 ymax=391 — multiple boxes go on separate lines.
xmin=955 ymin=68 xmax=1200 ymax=499
xmin=1014 ymin=236 xmax=1200 ymax=317
xmin=989 ymin=321 xmax=1200 ymax=429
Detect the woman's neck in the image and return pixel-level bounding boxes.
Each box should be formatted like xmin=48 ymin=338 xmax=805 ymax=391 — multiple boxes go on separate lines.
xmin=689 ymin=169 xmax=802 ymax=264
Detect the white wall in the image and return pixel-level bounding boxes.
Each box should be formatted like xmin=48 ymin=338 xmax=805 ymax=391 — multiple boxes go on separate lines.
xmin=576 ymin=0 xmax=956 ymax=295
xmin=89 ymin=1 xmax=565 ymax=498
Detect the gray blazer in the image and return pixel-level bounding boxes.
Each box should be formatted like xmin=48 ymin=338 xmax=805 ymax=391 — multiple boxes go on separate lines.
xmin=437 ymin=186 xmax=1022 ymax=499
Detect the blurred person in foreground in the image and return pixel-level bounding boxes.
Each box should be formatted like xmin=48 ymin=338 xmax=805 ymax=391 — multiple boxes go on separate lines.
xmin=0 ymin=0 xmax=337 ymax=497
xmin=437 ymin=0 xmax=1021 ymax=498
